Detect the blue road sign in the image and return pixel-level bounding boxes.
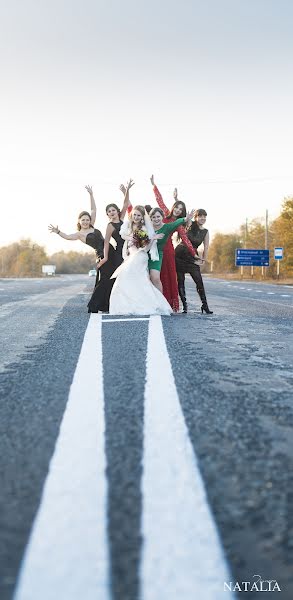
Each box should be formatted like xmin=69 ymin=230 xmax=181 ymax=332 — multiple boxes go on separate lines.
xmin=235 ymin=249 xmax=270 ymax=267
xmin=274 ymin=247 xmax=283 ymax=260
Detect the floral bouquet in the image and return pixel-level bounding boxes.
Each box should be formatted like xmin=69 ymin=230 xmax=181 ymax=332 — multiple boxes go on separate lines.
xmin=132 ymin=228 xmax=150 ymax=248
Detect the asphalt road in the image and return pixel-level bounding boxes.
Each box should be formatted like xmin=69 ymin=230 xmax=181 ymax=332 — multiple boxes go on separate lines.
xmin=0 ymin=275 xmax=292 ymax=600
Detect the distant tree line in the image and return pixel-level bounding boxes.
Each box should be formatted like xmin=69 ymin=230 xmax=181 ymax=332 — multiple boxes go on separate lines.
xmin=0 ymin=240 xmax=96 ymax=277
xmin=0 ymin=197 xmax=292 ymax=278
xmin=208 ymin=197 xmax=293 ymax=277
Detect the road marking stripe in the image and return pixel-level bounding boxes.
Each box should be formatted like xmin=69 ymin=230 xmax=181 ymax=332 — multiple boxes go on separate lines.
xmin=102 ymin=317 xmax=150 ymax=322
xmin=280 ymin=294 xmax=290 ymax=297
xmin=267 ymin=292 xmax=275 ymax=295
xmin=140 ymin=316 xmax=231 ymax=600
xmin=14 ymin=314 xmax=110 ymax=600
xmin=249 ymin=298 xmax=293 ymax=307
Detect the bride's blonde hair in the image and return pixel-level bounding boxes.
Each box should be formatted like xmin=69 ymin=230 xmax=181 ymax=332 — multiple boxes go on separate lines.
xmin=130 ymin=205 xmax=146 ymax=230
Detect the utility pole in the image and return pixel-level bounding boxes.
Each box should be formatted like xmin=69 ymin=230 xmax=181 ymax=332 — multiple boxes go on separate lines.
xmin=265 ymin=209 xmax=268 ymax=249
xmin=241 ymin=218 xmax=248 ymax=280
xmin=263 ymin=209 xmax=268 ymax=279
xmin=261 ymin=209 xmax=268 ymax=278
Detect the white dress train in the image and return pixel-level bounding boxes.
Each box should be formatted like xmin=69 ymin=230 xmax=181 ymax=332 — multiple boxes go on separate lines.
xmin=109 ymin=246 xmax=172 ymax=316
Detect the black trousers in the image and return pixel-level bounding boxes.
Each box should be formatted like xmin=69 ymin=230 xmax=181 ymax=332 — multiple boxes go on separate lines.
xmin=176 ymin=261 xmax=208 ymax=307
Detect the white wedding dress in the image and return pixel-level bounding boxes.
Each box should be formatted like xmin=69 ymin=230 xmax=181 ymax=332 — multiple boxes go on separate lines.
xmin=109 ymin=245 xmax=172 ymax=316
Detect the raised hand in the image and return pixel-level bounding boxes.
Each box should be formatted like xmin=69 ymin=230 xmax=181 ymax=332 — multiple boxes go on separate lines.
xmin=126 ymin=178 xmax=135 ymax=191
xmin=186 ymin=209 xmax=196 ymax=222
xmin=85 ymin=185 xmax=93 ymax=195
xmin=194 ymin=255 xmax=204 ymax=264
xmin=150 ymin=174 xmax=155 ymax=186
xmin=173 ymin=187 xmax=178 ymax=200
xmin=96 ymin=258 xmax=105 ymax=269
xmin=48 ymin=224 xmax=59 ymax=234
xmin=119 ymin=184 xmax=127 ymax=195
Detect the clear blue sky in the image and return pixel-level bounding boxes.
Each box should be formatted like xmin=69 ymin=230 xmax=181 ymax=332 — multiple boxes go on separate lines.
xmin=1 ymin=0 xmax=293 ymax=252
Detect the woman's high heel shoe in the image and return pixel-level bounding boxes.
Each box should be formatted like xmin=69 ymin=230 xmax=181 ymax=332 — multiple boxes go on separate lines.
xmin=201 ymin=305 xmax=213 ymax=314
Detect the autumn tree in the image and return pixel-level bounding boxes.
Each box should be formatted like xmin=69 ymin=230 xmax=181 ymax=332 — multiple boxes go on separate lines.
xmin=209 ymin=232 xmax=242 ymax=272
xmin=0 ymin=239 xmax=48 ymax=277
xmin=48 ymin=250 xmax=95 ymax=274
xmin=0 ymin=241 xmax=95 ymax=276
xmin=271 ymin=197 xmax=293 ymax=276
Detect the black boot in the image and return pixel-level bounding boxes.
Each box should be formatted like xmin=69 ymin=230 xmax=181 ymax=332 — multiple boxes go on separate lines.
xmin=197 ymin=283 xmax=213 ymax=314
xmin=178 ymin=286 xmax=188 ymax=313
xmin=201 ymin=304 xmax=213 ymax=314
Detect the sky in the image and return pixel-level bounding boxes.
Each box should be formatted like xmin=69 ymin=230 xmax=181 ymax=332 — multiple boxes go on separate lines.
xmin=1 ymin=0 xmax=293 ymax=255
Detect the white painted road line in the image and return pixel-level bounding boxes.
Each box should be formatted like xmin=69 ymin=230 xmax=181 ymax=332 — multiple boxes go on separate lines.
xmin=140 ymin=316 xmax=232 ymax=600
xmin=280 ymin=294 xmax=290 ymax=297
xmin=102 ymin=317 xmax=150 ymax=322
xmin=249 ymin=298 xmax=293 ymax=307
xmin=14 ymin=314 xmax=110 ymax=600
xmin=267 ymin=292 xmax=275 ymax=295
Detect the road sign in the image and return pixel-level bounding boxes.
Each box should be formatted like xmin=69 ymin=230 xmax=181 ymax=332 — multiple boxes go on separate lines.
xmin=274 ymin=247 xmax=283 ymax=260
xmin=235 ymin=249 xmax=270 ymax=267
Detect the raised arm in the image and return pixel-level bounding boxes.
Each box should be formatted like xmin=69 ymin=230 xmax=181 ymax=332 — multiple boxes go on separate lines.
xmin=48 ymin=225 xmax=79 ymax=240
xmin=163 ymin=210 xmax=195 ymax=236
xmin=120 ymin=178 xmax=135 ymax=220
xmin=85 ymin=185 xmax=96 ymax=226
xmin=96 ymin=222 xmax=114 ymax=269
xmin=150 ymin=174 xmax=169 ymax=217
xmin=120 ymin=183 xmax=132 ymax=214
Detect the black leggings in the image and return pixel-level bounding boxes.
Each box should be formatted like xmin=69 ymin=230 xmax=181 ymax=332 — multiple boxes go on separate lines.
xmin=176 ymin=263 xmax=208 ymax=307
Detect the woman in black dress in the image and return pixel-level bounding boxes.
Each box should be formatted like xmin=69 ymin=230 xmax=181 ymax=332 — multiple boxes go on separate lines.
xmin=48 ymin=185 xmax=103 ymax=255
xmin=175 ymin=209 xmax=213 ymax=314
xmin=87 ymin=179 xmax=134 ymax=312
xmin=48 ymin=185 xmax=118 ymax=312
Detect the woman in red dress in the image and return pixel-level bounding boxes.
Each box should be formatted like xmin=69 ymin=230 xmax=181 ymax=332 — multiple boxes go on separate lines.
xmin=150 ymin=175 xmax=197 ymax=312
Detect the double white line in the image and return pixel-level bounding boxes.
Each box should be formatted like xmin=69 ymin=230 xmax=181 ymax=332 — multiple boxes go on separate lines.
xmin=15 ymin=315 xmax=232 ymax=600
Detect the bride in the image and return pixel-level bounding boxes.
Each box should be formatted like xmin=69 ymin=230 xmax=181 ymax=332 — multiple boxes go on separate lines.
xmin=109 ymin=205 xmax=172 ymax=315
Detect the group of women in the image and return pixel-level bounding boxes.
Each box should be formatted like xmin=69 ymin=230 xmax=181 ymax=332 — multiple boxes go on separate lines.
xmin=48 ymin=176 xmax=213 ymax=316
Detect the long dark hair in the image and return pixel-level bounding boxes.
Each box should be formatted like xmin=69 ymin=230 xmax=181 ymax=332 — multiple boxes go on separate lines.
xmin=77 ymin=211 xmax=92 ymax=231
xmin=167 ymin=201 xmax=187 ymax=242
xmin=166 ymin=200 xmax=187 ymax=220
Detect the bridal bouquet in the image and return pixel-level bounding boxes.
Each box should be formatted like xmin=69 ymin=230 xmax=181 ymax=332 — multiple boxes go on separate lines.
xmin=132 ymin=229 xmax=150 ymax=248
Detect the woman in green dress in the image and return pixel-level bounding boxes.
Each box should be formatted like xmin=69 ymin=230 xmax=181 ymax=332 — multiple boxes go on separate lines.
xmin=148 ymin=207 xmax=195 ymax=293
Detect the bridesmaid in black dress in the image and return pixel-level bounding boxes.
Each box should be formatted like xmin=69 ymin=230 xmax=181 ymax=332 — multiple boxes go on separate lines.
xmin=87 ymin=179 xmax=134 ymax=312
xmin=48 ymin=185 xmax=117 ymax=312
xmin=48 ymin=185 xmax=99 ymax=249
xmin=175 ymin=209 xmax=213 ymax=314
